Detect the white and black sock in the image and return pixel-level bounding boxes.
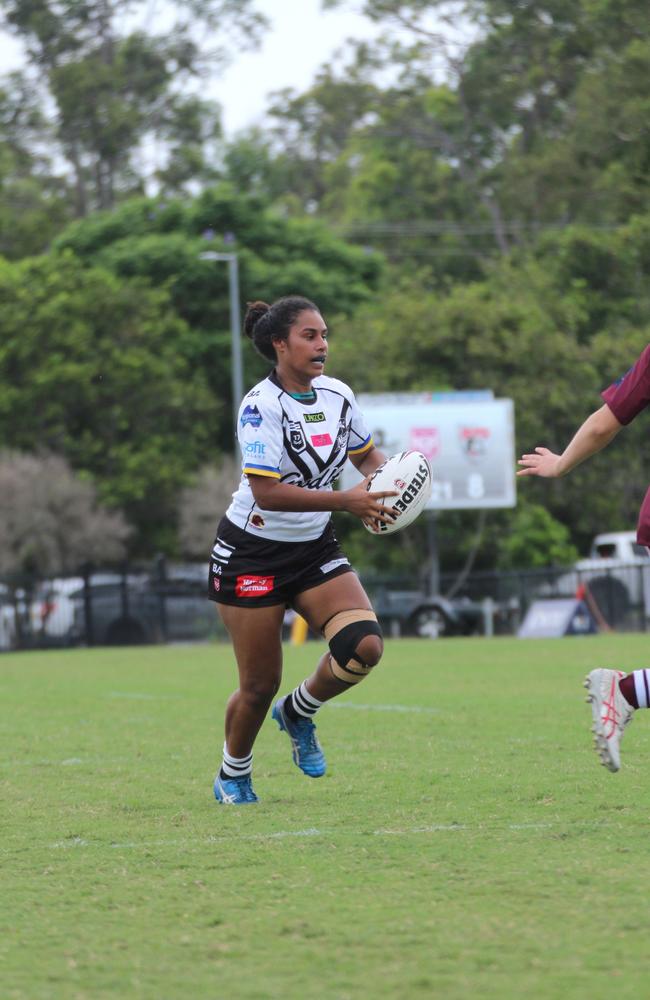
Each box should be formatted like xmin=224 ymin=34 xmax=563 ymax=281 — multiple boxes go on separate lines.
xmin=219 ymin=742 xmax=252 ymax=781
xmin=284 ymin=681 xmax=324 ymax=722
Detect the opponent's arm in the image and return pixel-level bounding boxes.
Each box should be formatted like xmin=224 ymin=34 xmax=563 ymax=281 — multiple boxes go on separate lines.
xmin=517 ymin=404 xmax=623 ymax=479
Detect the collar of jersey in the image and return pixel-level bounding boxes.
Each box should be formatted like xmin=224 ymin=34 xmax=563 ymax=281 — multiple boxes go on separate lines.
xmin=269 ymin=368 xmax=318 ymax=404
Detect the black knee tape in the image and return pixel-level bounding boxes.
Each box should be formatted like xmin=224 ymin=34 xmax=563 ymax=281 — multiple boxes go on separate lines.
xmin=323 ymin=610 xmax=382 ymax=685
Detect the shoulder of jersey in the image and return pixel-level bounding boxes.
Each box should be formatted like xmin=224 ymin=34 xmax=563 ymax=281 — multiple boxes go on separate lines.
xmin=241 ymin=378 xmax=281 ymax=408
xmin=313 ymin=374 xmax=354 ymax=398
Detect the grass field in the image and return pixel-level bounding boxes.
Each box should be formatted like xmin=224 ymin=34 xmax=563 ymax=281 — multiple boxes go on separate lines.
xmin=3 ymin=634 xmax=650 ymax=1000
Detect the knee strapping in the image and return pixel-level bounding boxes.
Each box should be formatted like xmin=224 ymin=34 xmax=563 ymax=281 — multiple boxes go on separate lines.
xmin=323 ymin=609 xmax=383 ymax=685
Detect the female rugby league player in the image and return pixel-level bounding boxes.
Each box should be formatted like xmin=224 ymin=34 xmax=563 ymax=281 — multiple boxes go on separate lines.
xmin=208 ymin=295 xmax=398 ymax=804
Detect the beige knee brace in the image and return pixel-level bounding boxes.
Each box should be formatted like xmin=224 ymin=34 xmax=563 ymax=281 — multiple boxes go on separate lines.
xmin=323 ymin=609 xmax=382 ymax=685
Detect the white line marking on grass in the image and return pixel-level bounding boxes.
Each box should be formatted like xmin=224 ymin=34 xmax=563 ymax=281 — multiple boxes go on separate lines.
xmin=45 ymin=821 xmax=576 ymax=853
xmin=326 ymin=702 xmax=440 ymax=715
xmin=7 ymin=755 xmax=129 ymax=767
xmin=375 ymin=824 xmax=468 ymax=835
xmin=114 ymin=828 xmax=325 ymax=849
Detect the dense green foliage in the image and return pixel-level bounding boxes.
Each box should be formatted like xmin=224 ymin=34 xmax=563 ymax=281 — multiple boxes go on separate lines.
xmin=0 ymin=252 xmax=218 ymax=552
xmin=0 ymin=0 xmax=649 ymax=567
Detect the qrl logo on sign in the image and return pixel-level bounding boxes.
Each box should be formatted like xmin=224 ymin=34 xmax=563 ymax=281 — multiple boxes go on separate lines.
xmin=409 ymin=427 xmax=440 ymax=459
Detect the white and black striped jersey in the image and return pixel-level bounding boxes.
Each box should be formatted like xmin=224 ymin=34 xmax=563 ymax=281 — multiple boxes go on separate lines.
xmin=225 ymin=370 xmax=373 ymax=541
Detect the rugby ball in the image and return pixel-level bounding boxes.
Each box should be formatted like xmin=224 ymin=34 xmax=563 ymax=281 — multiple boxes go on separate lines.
xmin=364 ymin=451 xmax=432 ymax=535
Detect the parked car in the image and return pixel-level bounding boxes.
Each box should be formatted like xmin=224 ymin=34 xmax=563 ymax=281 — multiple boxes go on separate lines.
xmin=68 ymin=565 xmax=216 ymax=646
xmin=0 ymin=583 xmax=17 ymax=650
xmin=546 ymin=531 xmax=650 ymax=626
xmin=369 ymin=587 xmax=485 ymax=638
xmin=29 ymin=574 xmax=134 ymax=645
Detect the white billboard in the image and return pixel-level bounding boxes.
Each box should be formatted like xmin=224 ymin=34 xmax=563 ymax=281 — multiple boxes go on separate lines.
xmin=342 ymin=391 xmax=516 ymax=510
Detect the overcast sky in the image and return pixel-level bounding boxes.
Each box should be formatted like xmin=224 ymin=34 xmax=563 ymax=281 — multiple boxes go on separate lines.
xmin=214 ymin=0 xmax=377 ymax=134
xmin=0 ymin=0 xmax=377 ymax=136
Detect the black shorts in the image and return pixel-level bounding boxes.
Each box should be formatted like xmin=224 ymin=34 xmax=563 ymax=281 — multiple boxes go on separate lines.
xmin=207 ymin=517 xmax=355 ymax=608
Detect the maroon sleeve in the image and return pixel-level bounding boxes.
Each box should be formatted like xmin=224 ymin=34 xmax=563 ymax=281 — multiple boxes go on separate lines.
xmin=601 ymin=344 xmax=650 ymax=425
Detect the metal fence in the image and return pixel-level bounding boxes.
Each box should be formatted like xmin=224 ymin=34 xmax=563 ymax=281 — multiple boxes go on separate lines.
xmin=1 ymin=557 xmax=648 ymax=651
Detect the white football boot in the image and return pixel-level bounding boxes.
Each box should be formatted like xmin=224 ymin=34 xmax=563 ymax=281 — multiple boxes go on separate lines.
xmin=584 ymin=668 xmax=634 ymax=772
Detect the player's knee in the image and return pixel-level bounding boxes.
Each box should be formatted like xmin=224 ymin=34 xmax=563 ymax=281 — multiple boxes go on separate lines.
xmin=355 ymin=633 xmax=383 ymax=668
xmin=323 ymin=609 xmax=383 ymax=685
xmin=241 ymin=674 xmax=280 ymax=709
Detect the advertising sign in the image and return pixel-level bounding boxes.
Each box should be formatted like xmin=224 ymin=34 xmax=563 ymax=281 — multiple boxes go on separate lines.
xmin=341 ymin=392 xmax=516 ymax=510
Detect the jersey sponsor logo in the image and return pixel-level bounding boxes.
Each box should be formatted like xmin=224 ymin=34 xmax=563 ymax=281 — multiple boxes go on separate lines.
xmin=244 ymin=440 xmax=266 ymax=458
xmin=212 ymin=563 xmax=222 ymax=575
xmin=235 ymin=575 xmax=275 ymax=597
xmin=241 ymin=404 xmax=262 ymax=429
xmin=304 ymin=411 xmax=326 ymax=423
xmin=250 ymin=514 xmax=265 ymax=528
xmin=320 ymin=557 xmax=350 ymax=574
xmin=289 ymin=420 xmax=307 ymax=452
xmin=311 ymin=432 xmax=333 ymax=447
xmin=213 ymin=578 xmax=221 ymax=592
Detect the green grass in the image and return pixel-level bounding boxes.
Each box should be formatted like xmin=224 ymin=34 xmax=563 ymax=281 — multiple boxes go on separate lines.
xmin=3 ymin=635 xmax=650 ymax=999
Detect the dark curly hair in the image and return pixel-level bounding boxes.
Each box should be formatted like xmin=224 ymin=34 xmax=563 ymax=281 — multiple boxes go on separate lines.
xmin=243 ymin=296 xmax=320 ymax=362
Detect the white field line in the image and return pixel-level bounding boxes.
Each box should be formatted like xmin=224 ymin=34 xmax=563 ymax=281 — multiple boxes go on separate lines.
xmin=40 ymin=820 xmax=584 ymax=853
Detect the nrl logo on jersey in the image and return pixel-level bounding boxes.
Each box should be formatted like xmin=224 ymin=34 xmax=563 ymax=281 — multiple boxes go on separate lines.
xmin=289 ymin=420 xmax=307 ymax=452
xmin=304 ymin=411 xmax=325 ymax=423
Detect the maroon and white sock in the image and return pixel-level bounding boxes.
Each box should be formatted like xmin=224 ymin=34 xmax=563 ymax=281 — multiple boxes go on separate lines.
xmin=618 ymin=670 xmax=650 ymax=709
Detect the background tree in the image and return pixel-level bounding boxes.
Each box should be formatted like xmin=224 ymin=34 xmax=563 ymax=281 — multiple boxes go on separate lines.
xmin=51 ymin=184 xmax=384 ymax=452
xmin=177 ymin=457 xmax=240 ymax=559
xmin=0 ymin=451 xmax=131 ymax=575
xmin=0 ymin=72 xmax=71 ymax=257
xmin=0 ymin=252 xmax=219 ymax=554
xmin=0 ymin=0 xmax=266 ymax=213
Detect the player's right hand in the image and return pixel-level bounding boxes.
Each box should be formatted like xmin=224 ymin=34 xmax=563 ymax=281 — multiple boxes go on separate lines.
xmin=341 ymin=483 xmax=399 ymax=531
xmin=517 ymin=447 xmax=562 ymax=477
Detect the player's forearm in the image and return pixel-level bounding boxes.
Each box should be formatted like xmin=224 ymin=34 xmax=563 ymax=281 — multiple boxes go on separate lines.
xmin=353 ymin=448 xmax=388 ymax=478
xmin=251 ymin=480 xmax=346 ymax=513
xmin=556 ymin=406 xmax=622 ymax=475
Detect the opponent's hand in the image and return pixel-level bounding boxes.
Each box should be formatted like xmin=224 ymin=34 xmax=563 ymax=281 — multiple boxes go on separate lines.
xmin=340 ymin=482 xmax=399 ymax=532
xmin=517 ymin=447 xmax=563 ymax=478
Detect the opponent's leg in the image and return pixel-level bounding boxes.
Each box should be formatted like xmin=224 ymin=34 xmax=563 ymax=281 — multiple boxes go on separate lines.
xmin=584 ymin=668 xmax=636 ymax=772
xmin=272 ymin=574 xmax=383 ymax=777
xmin=214 ymin=603 xmax=285 ymax=803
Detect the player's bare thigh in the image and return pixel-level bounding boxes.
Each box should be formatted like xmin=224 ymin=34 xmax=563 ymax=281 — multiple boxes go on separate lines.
xmin=217 ymin=603 xmax=285 ymax=682
xmin=293 ymin=572 xmax=374 ymax=635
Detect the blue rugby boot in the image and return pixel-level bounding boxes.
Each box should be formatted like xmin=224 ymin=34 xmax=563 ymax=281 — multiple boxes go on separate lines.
xmin=213 ymin=772 xmax=259 ymax=804
xmin=272 ymin=696 xmax=326 ymax=778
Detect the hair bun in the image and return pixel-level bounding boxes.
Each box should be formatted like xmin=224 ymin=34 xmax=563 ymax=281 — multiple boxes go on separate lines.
xmin=243 ymin=300 xmax=271 ymax=340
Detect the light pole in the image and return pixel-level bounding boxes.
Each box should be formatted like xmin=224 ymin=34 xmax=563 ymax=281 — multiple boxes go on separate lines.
xmin=199 ymin=251 xmax=243 ymax=445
